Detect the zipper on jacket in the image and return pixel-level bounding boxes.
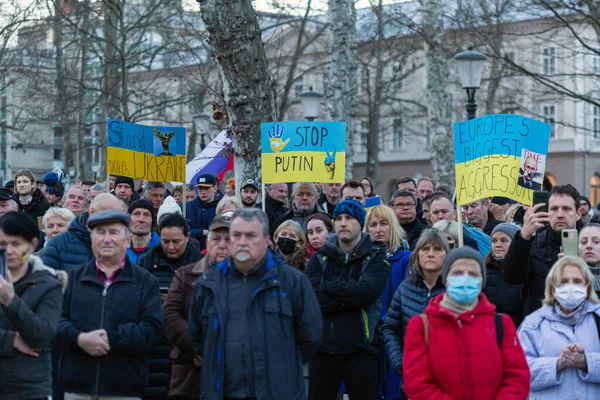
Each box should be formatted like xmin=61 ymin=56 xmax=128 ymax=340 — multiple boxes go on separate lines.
xmin=94 ymin=286 xmax=108 ymax=396
xmin=360 ymin=309 xmax=370 ymax=340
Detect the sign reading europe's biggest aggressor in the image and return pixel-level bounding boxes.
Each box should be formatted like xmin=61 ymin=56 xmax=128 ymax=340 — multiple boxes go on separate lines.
xmin=261 ymin=121 xmax=346 ymax=184
xmin=453 ymin=114 xmax=551 ymax=205
xmin=107 ymin=118 xmax=186 ymax=182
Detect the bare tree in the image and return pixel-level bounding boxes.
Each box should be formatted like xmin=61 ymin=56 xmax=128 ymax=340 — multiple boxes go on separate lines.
xmin=197 ymin=0 xmax=277 ymax=186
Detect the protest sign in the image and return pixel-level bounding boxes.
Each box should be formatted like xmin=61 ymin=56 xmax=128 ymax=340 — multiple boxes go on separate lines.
xmin=453 ymin=114 xmax=551 ymax=206
xmin=364 ymin=195 xmax=382 ymax=212
xmin=261 ymin=121 xmax=346 ymax=184
xmin=107 ymin=119 xmax=186 ymax=182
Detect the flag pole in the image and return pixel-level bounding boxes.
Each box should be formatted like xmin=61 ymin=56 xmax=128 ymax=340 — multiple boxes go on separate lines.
xmin=453 ymin=188 xmax=464 ymax=248
xmin=262 ymin=183 xmax=266 ymax=212
xmin=182 ymin=182 xmax=187 ymax=219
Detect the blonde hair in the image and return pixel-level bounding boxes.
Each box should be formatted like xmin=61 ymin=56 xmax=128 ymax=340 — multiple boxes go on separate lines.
xmin=274 ymin=220 xmax=306 ymax=247
xmin=364 ymin=205 xmax=406 ymax=249
xmin=544 ymin=256 xmax=599 ymax=306
xmin=216 ymin=196 xmax=243 ymax=215
xmin=432 ymin=220 xmax=459 ymax=243
xmin=42 ymin=207 xmax=76 ymax=227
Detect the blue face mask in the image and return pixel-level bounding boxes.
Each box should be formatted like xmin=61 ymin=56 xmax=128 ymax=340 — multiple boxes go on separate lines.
xmin=447 ymin=275 xmax=482 ymax=304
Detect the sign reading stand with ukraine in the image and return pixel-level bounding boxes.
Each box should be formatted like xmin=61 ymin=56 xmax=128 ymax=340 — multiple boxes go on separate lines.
xmin=261 ymin=121 xmax=346 ymax=184
xmin=107 ymin=119 xmax=186 ymax=182
xmin=453 ymin=114 xmax=551 ymax=206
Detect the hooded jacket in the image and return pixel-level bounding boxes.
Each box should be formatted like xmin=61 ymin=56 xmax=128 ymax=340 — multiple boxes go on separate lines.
xmin=163 ymin=257 xmax=210 ymax=399
xmin=305 ymin=233 xmax=389 ymax=355
xmin=382 ymin=271 xmax=446 ymax=375
xmin=18 ymin=188 xmax=51 ymax=219
xmin=127 ymin=231 xmax=161 ymax=265
xmin=41 ymin=211 xmax=94 ymax=271
xmin=518 ymin=301 xmax=600 ymax=399
xmin=403 ymin=293 xmax=530 ymax=400
xmin=503 ymin=226 xmax=563 ymax=316
xmin=0 ymin=255 xmax=62 ymax=400
xmin=189 ymin=250 xmax=322 ymax=400
xmin=186 ymin=194 xmax=222 ymax=249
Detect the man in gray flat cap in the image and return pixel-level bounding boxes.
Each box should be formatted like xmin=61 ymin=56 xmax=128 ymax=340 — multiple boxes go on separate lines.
xmin=56 ymin=210 xmax=164 ymax=400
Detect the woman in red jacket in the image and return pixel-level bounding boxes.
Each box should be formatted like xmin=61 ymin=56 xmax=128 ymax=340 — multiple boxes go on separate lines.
xmin=402 ymin=247 xmax=530 ymax=400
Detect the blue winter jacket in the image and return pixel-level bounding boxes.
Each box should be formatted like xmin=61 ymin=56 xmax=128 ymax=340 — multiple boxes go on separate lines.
xmin=127 ymin=232 xmax=161 ymax=265
xmin=185 ymin=194 xmax=221 ymax=249
xmin=56 ymin=259 xmax=164 ymax=397
xmin=518 ymin=302 xmax=600 ymax=399
xmin=41 ymin=212 xmax=93 ymax=271
xmin=189 ymin=250 xmax=322 ymax=400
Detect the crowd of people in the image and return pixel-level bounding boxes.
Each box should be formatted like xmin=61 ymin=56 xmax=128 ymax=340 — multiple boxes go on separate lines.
xmin=2 ymin=167 xmax=600 ymax=399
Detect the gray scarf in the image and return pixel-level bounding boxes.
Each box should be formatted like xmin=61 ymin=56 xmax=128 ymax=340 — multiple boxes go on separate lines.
xmin=440 ymin=293 xmax=479 ymax=316
xmin=589 ymin=266 xmax=600 ymax=293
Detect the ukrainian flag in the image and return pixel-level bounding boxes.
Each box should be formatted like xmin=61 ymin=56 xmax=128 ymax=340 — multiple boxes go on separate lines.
xmin=106 ymin=119 xmax=186 ymax=182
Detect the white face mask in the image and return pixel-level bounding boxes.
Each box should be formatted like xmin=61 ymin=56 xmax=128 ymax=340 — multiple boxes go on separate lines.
xmin=554 ymin=284 xmax=588 ymax=310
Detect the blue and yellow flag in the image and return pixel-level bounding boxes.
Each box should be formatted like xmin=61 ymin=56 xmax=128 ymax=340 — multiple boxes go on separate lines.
xmin=453 ymin=114 xmax=551 ymax=206
xmin=261 ymin=121 xmax=346 ymax=184
xmin=106 ymin=119 xmax=186 ymax=182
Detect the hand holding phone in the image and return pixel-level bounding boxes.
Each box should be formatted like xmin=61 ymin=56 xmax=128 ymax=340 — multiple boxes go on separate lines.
xmin=562 ymin=229 xmax=579 ymax=257
xmin=532 ymin=191 xmax=549 ymax=213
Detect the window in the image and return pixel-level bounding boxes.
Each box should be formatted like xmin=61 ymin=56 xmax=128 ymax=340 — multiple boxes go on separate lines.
xmin=594 ymin=56 xmax=600 ymax=75
xmin=294 ymin=77 xmax=303 ymax=98
xmin=53 ymin=149 xmax=62 ymax=161
xmin=542 ymin=105 xmax=556 ymax=138
xmin=543 ymin=48 xmax=555 ymax=75
xmin=359 ymin=120 xmax=367 ymax=152
xmin=393 ymin=62 xmax=403 ymax=89
xmin=594 ymin=106 xmax=600 ymax=139
xmin=392 ymin=117 xmax=403 ymax=149
xmin=361 ymin=68 xmax=369 ymax=93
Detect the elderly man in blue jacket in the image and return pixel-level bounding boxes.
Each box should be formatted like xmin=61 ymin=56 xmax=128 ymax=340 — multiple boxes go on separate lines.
xmin=189 ymin=208 xmax=322 ymax=400
xmin=56 ymin=210 xmax=164 ymax=400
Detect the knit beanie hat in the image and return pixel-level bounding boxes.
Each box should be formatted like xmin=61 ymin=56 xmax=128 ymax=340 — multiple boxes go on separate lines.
xmin=127 ymin=199 xmax=155 ymax=221
xmin=442 ymin=246 xmax=486 ymax=287
xmin=114 ymin=176 xmax=134 ymax=190
xmin=333 ymin=199 xmax=366 ymax=229
xmin=157 ymin=196 xmax=181 ymax=223
xmin=581 ymin=196 xmax=591 ymax=209
xmin=491 ymin=222 xmax=520 ymax=240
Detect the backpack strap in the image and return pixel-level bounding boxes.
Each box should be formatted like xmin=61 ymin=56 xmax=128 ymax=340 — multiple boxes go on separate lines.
xmin=495 ymin=313 xmax=504 ymax=347
xmin=421 ymin=314 xmax=429 ymax=346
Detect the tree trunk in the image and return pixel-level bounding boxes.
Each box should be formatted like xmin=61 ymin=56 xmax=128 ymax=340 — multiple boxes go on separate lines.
xmin=103 ymin=0 xmax=121 ymax=121
xmin=77 ymin=0 xmax=92 ymax=180
xmin=327 ymin=0 xmax=357 ymax=180
xmin=423 ymin=0 xmax=454 ymax=187
xmin=197 ymin=0 xmax=277 ymax=189
xmin=365 ymin=0 xmax=384 ymax=186
xmin=53 ymin=0 xmax=73 ymax=174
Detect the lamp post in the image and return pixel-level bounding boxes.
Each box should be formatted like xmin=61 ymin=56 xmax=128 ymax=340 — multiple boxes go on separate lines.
xmin=300 ymin=86 xmax=323 ymax=121
xmin=455 ymin=46 xmax=487 ymax=120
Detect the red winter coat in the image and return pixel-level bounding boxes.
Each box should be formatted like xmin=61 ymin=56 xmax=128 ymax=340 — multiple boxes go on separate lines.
xmin=402 ymin=293 xmax=530 ymax=400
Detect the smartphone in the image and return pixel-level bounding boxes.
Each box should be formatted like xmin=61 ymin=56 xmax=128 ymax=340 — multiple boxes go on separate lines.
xmin=562 ymin=229 xmax=579 ymax=257
xmin=0 ymin=249 xmax=6 ymax=280
xmin=532 ymin=190 xmax=549 ymax=213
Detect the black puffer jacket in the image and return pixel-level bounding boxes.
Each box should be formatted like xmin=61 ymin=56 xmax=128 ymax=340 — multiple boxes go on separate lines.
xmin=503 ymin=227 xmax=562 ymax=316
xmin=483 ymin=256 xmax=524 ymax=328
xmin=19 ymin=188 xmax=51 ymax=219
xmin=139 ymin=243 xmax=203 ymax=400
xmin=382 ymin=271 xmax=445 ymax=375
xmin=0 ymin=255 xmax=62 ymax=400
xmin=41 ymin=212 xmax=93 ymax=272
xmin=258 ymin=193 xmax=289 ymax=235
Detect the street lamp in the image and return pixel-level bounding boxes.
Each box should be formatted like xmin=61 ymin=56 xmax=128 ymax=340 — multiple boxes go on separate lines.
xmin=193 ymin=113 xmax=210 ymax=151
xmin=455 ymin=46 xmax=487 ymax=120
xmin=300 ymin=86 xmax=322 ymax=121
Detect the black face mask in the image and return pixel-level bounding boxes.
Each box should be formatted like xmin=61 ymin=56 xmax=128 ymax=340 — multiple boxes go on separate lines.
xmin=277 ymin=237 xmax=297 ymax=255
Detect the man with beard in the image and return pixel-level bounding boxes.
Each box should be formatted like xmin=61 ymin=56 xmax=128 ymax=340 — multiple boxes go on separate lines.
xmin=318 ymin=183 xmax=342 ymax=215
xmin=14 ymin=169 xmax=50 ymax=219
xmin=127 ymin=199 xmax=161 ymax=265
xmin=271 ymin=182 xmax=326 ymax=237
xmin=239 ymin=179 xmax=259 ymax=208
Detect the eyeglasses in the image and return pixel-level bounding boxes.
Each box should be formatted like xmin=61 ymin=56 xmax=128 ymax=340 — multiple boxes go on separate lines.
xmin=392 ymin=203 xmax=415 ymax=209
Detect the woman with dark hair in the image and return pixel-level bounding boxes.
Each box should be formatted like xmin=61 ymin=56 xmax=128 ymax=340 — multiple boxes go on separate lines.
xmin=382 ymin=228 xmax=450 ymax=399
xmin=0 ymin=212 xmax=64 ymax=399
xmin=306 ymin=212 xmax=333 ymax=259
xmin=140 ymin=213 xmax=204 ymax=399
xmin=361 ymin=177 xmax=377 ymax=198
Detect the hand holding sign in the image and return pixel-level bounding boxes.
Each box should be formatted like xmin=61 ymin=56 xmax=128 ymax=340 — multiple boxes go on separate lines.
xmin=324 ymin=147 xmax=336 ymax=180
xmin=268 ymin=124 xmax=290 ymax=153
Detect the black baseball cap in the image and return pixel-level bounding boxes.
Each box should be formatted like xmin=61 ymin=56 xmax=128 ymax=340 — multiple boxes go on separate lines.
xmin=0 ymin=189 xmax=18 ymax=203
xmin=4 ymin=180 xmax=14 ymax=189
xmin=241 ymin=179 xmax=259 ymax=191
xmin=196 ymin=174 xmax=217 ymax=188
